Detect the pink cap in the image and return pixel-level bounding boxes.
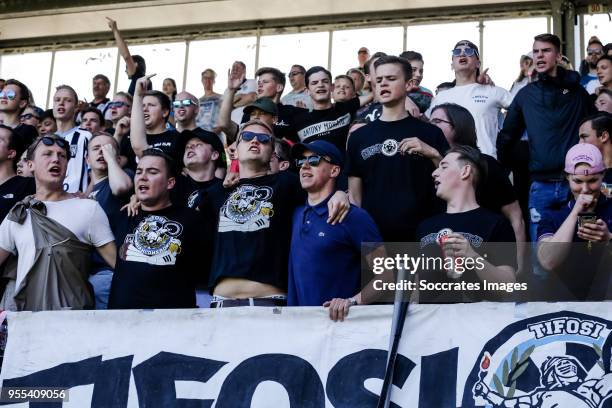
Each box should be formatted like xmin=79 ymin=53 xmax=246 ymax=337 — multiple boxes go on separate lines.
xmin=564 ymin=143 xmax=606 ymax=175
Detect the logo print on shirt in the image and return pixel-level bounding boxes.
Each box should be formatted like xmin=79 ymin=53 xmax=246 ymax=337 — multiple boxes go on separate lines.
xmin=2 ymin=194 xmax=14 ymax=199
xmin=120 ymin=215 xmax=183 ymax=266
xmin=218 ymin=184 xmax=274 ymax=232
xmin=187 ymin=191 xmax=199 ymax=208
xmin=381 ymin=139 xmax=399 ymax=156
xmin=296 ymin=113 xmax=351 ymax=141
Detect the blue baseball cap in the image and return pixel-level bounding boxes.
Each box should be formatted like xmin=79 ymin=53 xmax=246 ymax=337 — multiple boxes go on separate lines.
xmin=291 ymin=140 xmax=343 ymax=167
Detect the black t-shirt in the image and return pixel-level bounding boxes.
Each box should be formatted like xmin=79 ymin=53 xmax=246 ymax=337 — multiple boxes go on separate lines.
xmin=147 ymin=130 xmax=181 ymax=162
xmin=477 ymin=154 xmax=517 ymax=213
xmin=0 ymin=176 xmax=36 ymax=222
xmin=171 ymin=175 xmax=222 ymax=209
xmin=346 ymin=116 xmax=450 ymax=241
xmin=416 ymin=207 xmax=517 ymax=302
xmin=89 ymin=174 xmax=133 ymax=273
xmin=127 ymin=71 xmax=151 ymax=96
xmin=289 ymin=98 xmax=360 ymax=152
xmin=240 ymin=103 xmax=306 ymax=142
xmin=604 ymin=168 xmax=612 ymax=185
xmin=200 ymin=171 xmax=305 ymax=291
xmin=109 ymin=205 xmax=207 ymax=309
xmin=118 ymin=132 xmax=137 ymax=171
xmin=356 ymin=102 xmax=383 ymax=122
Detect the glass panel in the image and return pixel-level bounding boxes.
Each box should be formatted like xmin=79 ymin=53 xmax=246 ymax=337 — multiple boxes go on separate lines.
xmin=259 ymin=31 xmax=329 ymax=72
xmin=0 ymin=52 xmax=53 ymax=108
xmin=483 ymin=17 xmax=548 ymax=91
xmin=583 ymin=13 xmax=612 ymax=47
xmin=330 ymin=26 xmax=403 ymax=76
xmin=116 ymin=42 xmax=186 ymax=94
xmin=51 ymin=47 xmax=117 ymax=103
xmin=406 ymin=22 xmax=480 ymax=93
xmin=184 ymin=37 xmax=257 ymax=98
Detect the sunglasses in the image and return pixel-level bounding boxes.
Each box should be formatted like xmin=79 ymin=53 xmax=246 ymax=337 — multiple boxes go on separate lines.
xmin=240 ymin=131 xmax=271 ymax=144
xmin=33 ymin=136 xmax=69 ymax=151
xmin=20 ymin=113 xmax=40 ymax=121
xmin=108 ymin=101 xmax=130 ymax=109
xmin=0 ymin=90 xmax=17 ymax=101
xmin=587 ymin=48 xmax=603 ymax=55
xmin=172 ymin=99 xmax=196 ymax=108
xmin=295 ymin=155 xmax=331 ymax=169
xmin=452 ymin=48 xmax=477 ymax=57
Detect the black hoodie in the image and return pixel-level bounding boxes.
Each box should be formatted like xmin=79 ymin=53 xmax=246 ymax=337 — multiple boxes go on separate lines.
xmin=497 ymin=66 xmax=595 ymax=180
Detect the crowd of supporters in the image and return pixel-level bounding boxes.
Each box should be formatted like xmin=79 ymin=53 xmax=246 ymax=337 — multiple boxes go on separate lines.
xmin=0 ymin=20 xmax=610 ymax=320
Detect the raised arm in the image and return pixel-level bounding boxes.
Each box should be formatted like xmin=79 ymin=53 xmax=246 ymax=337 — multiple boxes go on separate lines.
xmin=106 ymin=17 xmax=137 ymax=76
xmin=130 ymin=74 xmax=155 ymax=157
xmin=216 ymin=64 xmax=245 ymax=143
xmin=101 ymin=143 xmax=133 ymax=196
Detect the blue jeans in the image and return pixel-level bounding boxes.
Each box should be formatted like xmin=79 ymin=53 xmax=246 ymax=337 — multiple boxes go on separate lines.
xmin=89 ymin=269 xmax=113 ymax=310
xmin=528 ymin=180 xmax=570 ymax=283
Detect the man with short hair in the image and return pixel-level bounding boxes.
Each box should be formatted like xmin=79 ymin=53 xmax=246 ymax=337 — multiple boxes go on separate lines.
xmin=0 ymin=134 xmax=115 ymax=311
xmin=196 ymin=68 xmax=223 ymax=132
xmin=347 ymin=55 xmax=449 ymax=241
xmin=86 ymin=132 xmax=133 ymax=308
xmin=426 ymin=40 xmax=512 ymax=157
xmin=80 ymin=74 xmax=112 ymax=121
xmin=108 ymin=92 xmax=134 ymax=168
xmin=0 ymin=125 xmax=35 ymax=222
xmin=399 ymin=50 xmax=434 ymax=113
xmin=356 ymin=47 xmax=370 ymax=70
xmin=229 ymin=61 xmax=257 ymax=124
xmin=172 ymin=129 xmax=223 ymax=208
xmin=416 ymin=145 xmax=517 ymax=302
xmin=0 ymin=79 xmax=30 ymax=129
xmin=497 ymin=33 xmax=595 ymax=243
xmin=288 ymin=140 xmax=382 ymax=307
xmin=578 ymin=112 xmax=612 ymax=188
xmin=130 ymin=75 xmax=181 ymax=161
xmin=81 ymin=107 xmax=105 ymax=134
xmin=537 ymin=143 xmax=612 ymax=300
xmin=581 ymin=38 xmax=604 ymax=93
xmin=108 ymin=149 xmax=206 ymax=309
xmin=281 ymin=64 xmax=313 ymax=109
xmin=289 ymin=66 xmax=372 ymax=152
xmin=53 ymin=85 xmax=92 ymax=192
xmin=198 ymin=120 xmax=349 ymax=307
xmin=270 ymin=138 xmax=291 ymax=173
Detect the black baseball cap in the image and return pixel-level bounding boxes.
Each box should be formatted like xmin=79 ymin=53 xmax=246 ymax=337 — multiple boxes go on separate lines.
xmin=244 ymin=97 xmax=278 ymax=117
xmin=291 ymin=140 xmax=343 ymax=167
xmin=178 ymin=128 xmax=226 ymax=168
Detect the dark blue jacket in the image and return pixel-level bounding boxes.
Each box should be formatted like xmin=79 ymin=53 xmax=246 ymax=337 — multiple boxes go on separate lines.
xmin=497 ymin=67 xmax=594 ymax=180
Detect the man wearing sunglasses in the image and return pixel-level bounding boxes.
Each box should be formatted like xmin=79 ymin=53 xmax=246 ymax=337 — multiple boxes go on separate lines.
xmin=581 ymin=38 xmax=604 ymax=93
xmin=198 ymin=120 xmax=350 ymax=308
xmin=281 ymin=64 xmax=313 ymax=110
xmin=426 ymin=40 xmax=512 ymax=158
xmin=288 ymin=140 xmax=382 ymax=311
xmin=107 ymin=93 xmax=134 ymax=169
xmin=0 ymin=135 xmax=116 ymax=311
xmin=0 ymin=79 xmax=30 ymax=129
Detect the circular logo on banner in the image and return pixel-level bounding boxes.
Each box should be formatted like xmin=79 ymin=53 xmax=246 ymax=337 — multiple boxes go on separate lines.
xmin=382 ymin=139 xmax=399 ymax=157
xmin=462 ymin=311 xmax=612 ymax=408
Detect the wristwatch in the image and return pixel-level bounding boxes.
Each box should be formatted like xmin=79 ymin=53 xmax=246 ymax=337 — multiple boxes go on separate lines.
xmin=347 ymin=297 xmax=358 ymax=306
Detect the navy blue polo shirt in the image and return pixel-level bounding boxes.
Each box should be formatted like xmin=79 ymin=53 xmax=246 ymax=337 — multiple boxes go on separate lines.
xmin=288 ymin=195 xmax=382 ymax=306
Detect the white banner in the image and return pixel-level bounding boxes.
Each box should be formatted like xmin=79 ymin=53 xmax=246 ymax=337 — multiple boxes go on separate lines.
xmin=1 ymin=303 xmax=612 ymax=407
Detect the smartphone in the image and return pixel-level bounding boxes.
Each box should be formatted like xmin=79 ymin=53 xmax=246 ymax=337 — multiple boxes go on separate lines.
xmin=578 ymin=212 xmax=597 ymax=228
